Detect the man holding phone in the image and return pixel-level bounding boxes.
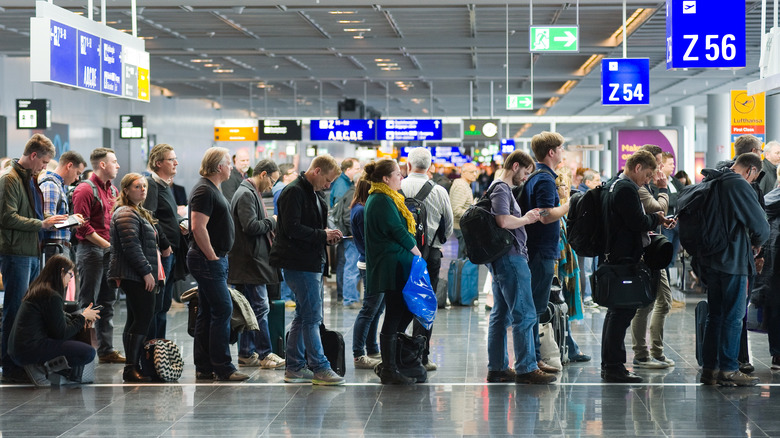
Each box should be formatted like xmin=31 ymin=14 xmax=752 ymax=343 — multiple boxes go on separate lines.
xmin=39 ymin=151 xmax=87 ymax=263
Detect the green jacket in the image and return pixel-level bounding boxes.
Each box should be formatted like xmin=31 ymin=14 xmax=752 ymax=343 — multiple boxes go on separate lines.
xmin=364 ymin=192 xmax=416 ymax=296
xmin=0 ymin=160 xmax=44 ymax=256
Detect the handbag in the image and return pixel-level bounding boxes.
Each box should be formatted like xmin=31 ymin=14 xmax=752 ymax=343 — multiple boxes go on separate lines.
xmin=590 ymin=261 xmax=656 ymax=309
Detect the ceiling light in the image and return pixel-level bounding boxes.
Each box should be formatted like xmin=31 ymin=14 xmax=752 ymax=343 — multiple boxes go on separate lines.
xmin=376 ymin=63 xmax=398 ymax=67
xmin=534 ymin=107 xmax=548 ymax=116
xmin=139 ymin=36 xmax=155 ymax=40
xmin=375 ymin=58 xmax=390 ymax=62
xmin=344 ymin=28 xmax=371 ymax=32
xmin=353 ymin=34 xmax=365 ymax=39
xmin=556 ymin=80 xmax=579 ymax=95
xmin=329 ymin=10 xmax=357 ymax=15
xmin=191 ymin=59 xmax=213 ymax=63
xmin=338 ymin=20 xmax=364 ymax=24
xmin=610 ymin=9 xmax=645 ymax=40
xmin=543 ymin=96 xmax=560 ymax=108
xmin=381 ymin=67 xmax=400 ymax=70
xmin=574 ymin=54 xmax=604 ymax=76
xmin=204 ymin=63 xmax=220 ymax=67
xmin=213 ymin=69 xmax=233 ymax=73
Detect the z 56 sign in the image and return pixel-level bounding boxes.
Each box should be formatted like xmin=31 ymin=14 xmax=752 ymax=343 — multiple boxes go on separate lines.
xmin=666 ymin=0 xmax=745 ymax=69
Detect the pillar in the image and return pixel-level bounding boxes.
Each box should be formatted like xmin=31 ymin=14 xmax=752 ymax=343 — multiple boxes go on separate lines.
xmin=646 ymin=114 xmax=666 ymax=127
xmin=707 ymin=94 xmax=731 ymax=169
xmin=672 ymin=105 xmax=696 ymax=183
xmin=767 ymin=93 xmax=780 ymax=143
xmin=599 ymin=129 xmax=612 ymax=177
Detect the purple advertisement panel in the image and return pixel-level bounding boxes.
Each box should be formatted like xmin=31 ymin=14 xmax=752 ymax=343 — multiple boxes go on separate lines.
xmin=50 ymin=20 xmax=77 ymax=86
xmin=615 ymin=128 xmax=679 ymax=171
xmin=101 ymin=39 xmax=122 ymax=95
xmin=77 ymin=30 xmax=100 ymax=91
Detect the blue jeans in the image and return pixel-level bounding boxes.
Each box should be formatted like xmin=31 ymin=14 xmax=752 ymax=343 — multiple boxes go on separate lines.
xmin=1 ymin=255 xmax=40 ymax=374
xmin=342 ymin=239 xmax=361 ymax=305
xmin=529 ymin=254 xmax=556 ymax=362
xmin=352 ymin=270 xmax=384 ymax=357
xmin=285 ymin=268 xmax=330 ymax=373
xmin=578 ymin=256 xmax=594 ymax=300
xmin=487 ymin=254 xmax=537 ymax=374
xmin=280 ymin=270 xmax=294 ymax=302
xmin=187 ymin=249 xmax=236 ymax=377
xmin=76 ymin=242 xmax=118 ymax=355
xmin=236 ymin=284 xmax=272 ymax=359
xmin=149 ymin=253 xmax=176 ymax=339
xmin=701 ymin=267 xmax=748 ymax=373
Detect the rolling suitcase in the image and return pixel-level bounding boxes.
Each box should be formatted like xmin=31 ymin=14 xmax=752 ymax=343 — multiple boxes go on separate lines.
xmin=268 ymin=299 xmax=286 ymax=358
xmin=550 ymin=302 xmax=569 ymax=365
xmin=448 ymin=259 xmax=479 ymax=306
xmin=695 ymin=300 xmax=708 ymax=367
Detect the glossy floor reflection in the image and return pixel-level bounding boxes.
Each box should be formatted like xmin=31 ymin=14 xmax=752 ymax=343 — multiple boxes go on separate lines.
xmin=3 ymin=271 xmax=780 ymax=436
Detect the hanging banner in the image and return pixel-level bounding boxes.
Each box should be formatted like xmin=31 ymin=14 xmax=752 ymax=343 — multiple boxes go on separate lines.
xmin=730 ymin=90 xmax=765 ymax=155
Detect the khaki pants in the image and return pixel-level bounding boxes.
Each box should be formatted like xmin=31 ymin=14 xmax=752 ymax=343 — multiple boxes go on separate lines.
xmin=631 ymin=269 xmax=672 ymax=359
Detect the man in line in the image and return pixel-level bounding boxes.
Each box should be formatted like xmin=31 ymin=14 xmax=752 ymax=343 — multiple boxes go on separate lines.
xmin=578 ymin=169 xmax=601 ymax=307
xmin=73 ymin=148 xmax=125 ymax=364
xmin=659 ymin=152 xmax=684 ymax=277
xmin=221 ymin=149 xmax=252 ymax=201
xmin=330 ymin=158 xmax=362 ymax=304
xmin=759 ymin=141 xmax=780 ymax=197
xmin=630 ymin=145 xmax=674 ymax=370
xmin=272 ymin=162 xmax=298 ymax=306
xmin=700 ymin=153 xmax=769 ymax=386
xmin=39 ymin=151 xmax=87 ymax=262
xmin=601 ymin=150 xmax=673 ymax=383
xmin=1 ymin=134 xmax=69 ymax=382
xmin=401 ymin=147 xmax=453 ymax=371
xmin=450 ymin=162 xmax=478 ymax=259
xmin=270 ymin=155 xmax=345 ymax=385
xmin=519 ymin=131 xmax=570 ymax=375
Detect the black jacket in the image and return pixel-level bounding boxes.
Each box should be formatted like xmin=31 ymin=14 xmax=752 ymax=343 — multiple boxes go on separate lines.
xmin=221 ymin=167 xmax=245 ymax=202
xmin=144 ymin=174 xmax=183 ymax=251
xmin=108 ymin=206 xmax=160 ymax=285
xmin=228 ymin=179 xmax=279 ymax=285
xmin=755 ymin=187 xmax=780 ymax=306
xmin=8 ymin=291 xmax=86 ymax=361
xmin=605 ymin=176 xmax=660 ymax=264
xmin=269 ymin=172 xmax=329 ymax=273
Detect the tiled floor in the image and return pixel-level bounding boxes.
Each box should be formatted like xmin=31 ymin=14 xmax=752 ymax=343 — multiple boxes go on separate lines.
xmin=2 ymin=268 xmax=780 ymax=436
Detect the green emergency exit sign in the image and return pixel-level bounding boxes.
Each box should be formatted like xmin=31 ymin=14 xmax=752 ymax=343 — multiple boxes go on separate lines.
xmin=530 ymin=26 xmax=579 ymax=52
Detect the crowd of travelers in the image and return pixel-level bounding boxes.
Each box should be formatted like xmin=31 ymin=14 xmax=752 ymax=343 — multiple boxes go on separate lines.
xmin=0 ymin=131 xmax=776 ymax=387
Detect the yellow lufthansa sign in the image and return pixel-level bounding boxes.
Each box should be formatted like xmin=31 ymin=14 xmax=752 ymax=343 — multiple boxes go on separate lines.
xmin=730 ymin=90 xmax=765 ymax=156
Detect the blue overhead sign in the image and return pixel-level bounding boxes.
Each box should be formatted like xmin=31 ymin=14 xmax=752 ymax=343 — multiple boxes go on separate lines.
xmin=378 ymin=119 xmax=442 ymax=141
xmin=50 ymin=20 xmax=77 ymax=86
xmin=601 ymin=58 xmax=650 ymax=106
xmin=666 ymin=0 xmax=745 ymax=69
xmin=310 ymin=119 xmax=377 ymax=141
xmin=77 ymin=30 xmax=100 ymax=91
xmin=500 ymin=139 xmax=516 ymax=153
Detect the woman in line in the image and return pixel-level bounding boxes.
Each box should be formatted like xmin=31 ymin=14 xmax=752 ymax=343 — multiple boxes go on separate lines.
xmin=364 ymin=159 xmax=421 ymax=384
xmin=188 ymin=148 xmax=247 ymax=381
xmin=109 ymin=173 xmax=162 ymax=382
xmin=9 ymin=255 xmax=100 ymax=386
xmin=350 ymin=176 xmax=384 ymax=369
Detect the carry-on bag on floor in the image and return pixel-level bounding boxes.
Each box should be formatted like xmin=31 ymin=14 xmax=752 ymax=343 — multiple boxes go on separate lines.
xmin=448 ymin=259 xmax=479 ymax=306
xmin=695 ymin=300 xmax=708 ymax=367
xmin=268 ymin=299 xmax=286 ymax=358
xmin=539 ymin=302 xmax=569 ymax=366
xmin=320 ymin=323 xmax=346 ymax=376
xmin=436 ymin=278 xmax=448 ymax=309
xmin=373 ymin=333 xmax=427 ymax=383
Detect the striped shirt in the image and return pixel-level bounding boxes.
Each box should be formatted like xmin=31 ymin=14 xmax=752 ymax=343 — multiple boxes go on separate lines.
xmin=39 ymin=171 xmax=70 ymax=241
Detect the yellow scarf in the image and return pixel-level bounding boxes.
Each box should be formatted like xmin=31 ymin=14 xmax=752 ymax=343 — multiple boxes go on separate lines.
xmin=369 ymin=182 xmax=416 ymax=236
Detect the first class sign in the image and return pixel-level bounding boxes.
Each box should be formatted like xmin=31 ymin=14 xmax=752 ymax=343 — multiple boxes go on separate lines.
xmin=30 ymin=1 xmax=150 ymax=102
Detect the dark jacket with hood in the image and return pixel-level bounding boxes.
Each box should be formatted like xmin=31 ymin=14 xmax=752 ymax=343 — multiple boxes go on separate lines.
xmin=108 ymin=206 xmax=160 ymax=286
xmin=754 ymin=187 xmax=780 ymax=306
xmin=228 ymin=179 xmax=279 ymax=285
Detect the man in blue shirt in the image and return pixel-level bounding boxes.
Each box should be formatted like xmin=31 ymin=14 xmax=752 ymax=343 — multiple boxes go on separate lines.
xmin=330 ymin=158 xmax=362 ymax=303
xmin=519 ymin=131 xmax=570 ymax=374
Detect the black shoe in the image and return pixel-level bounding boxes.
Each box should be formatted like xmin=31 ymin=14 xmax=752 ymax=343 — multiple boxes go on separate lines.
xmin=569 ymin=354 xmax=592 ymax=363
xmin=601 ymin=369 xmax=643 ymax=383
xmin=195 ymin=371 xmax=214 ymax=380
xmin=2 ymin=369 xmax=31 ymax=384
xmin=739 ymin=362 xmax=755 ymax=374
xmin=487 ymin=368 xmax=516 ymax=383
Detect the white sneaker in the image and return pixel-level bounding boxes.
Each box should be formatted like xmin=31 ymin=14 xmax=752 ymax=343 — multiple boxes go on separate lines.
xmin=633 ymin=357 xmax=669 ymax=369
xmin=354 ymin=355 xmax=381 ymax=369
xmin=259 ymin=353 xmax=286 ymax=369
xmin=653 ymin=356 xmax=675 ymax=367
xmin=238 ymin=352 xmax=261 ymax=367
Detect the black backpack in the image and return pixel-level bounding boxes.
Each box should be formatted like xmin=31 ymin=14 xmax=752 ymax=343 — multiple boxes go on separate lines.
xmin=677 ymin=168 xmax=730 ymax=260
xmin=400 ymin=180 xmax=435 ymax=257
xmin=460 ymin=181 xmax=515 ymax=265
xmin=566 ymin=184 xmax=608 ymax=257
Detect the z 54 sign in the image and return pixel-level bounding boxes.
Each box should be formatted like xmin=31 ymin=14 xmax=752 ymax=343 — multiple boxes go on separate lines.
xmin=666 ymin=0 xmax=745 ymax=69
xmin=601 ymin=58 xmax=650 ymax=105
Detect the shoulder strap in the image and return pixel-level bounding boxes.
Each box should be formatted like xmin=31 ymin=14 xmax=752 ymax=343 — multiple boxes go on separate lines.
xmin=414 ymin=180 xmax=435 ymax=202
xmin=483 ymin=181 xmax=515 ymax=215
xmin=84 ymin=179 xmax=103 ymax=209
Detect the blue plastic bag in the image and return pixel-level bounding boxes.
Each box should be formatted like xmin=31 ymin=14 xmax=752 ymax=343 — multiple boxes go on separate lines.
xmin=402 ymin=256 xmax=437 ymax=330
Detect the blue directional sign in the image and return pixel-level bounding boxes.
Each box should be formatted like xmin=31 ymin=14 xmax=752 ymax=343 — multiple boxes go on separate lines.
xmin=101 ymin=39 xmax=122 ymax=96
xmin=601 ymin=58 xmax=650 ymax=106
xmin=666 ymin=0 xmax=745 ymax=69
xmin=310 ymin=119 xmax=377 ymax=141
xmin=77 ymin=30 xmax=100 ymax=91
xmin=500 ymin=139 xmax=516 ymax=153
xmin=378 ymin=119 xmax=442 ymax=141
xmin=50 ymin=20 xmax=77 ymax=86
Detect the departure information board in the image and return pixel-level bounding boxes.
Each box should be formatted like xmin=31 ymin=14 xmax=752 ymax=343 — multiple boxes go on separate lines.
xmin=310 ymin=119 xmax=377 ymax=141
xmin=377 ymin=119 xmax=442 ymax=141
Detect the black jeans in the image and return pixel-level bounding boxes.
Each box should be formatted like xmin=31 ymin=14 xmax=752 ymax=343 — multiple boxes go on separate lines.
xmin=413 ymin=247 xmax=442 ymax=362
xmin=601 ymin=307 xmax=637 ymax=371
xmin=12 ymin=338 xmax=95 ymax=368
xmin=122 ymin=279 xmax=156 ymax=336
xmin=381 ymin=290 xmax=414 ymax=336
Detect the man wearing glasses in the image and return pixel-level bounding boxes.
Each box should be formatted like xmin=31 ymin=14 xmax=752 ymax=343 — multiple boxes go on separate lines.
xmin=450 ymin=162 xmax=478 ymax=259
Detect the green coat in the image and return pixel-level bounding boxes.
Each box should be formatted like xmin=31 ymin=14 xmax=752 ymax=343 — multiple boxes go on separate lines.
xmin=364 ymin=192 xmax=416 ymax=296
xmin=0 ymin=161 xmax=44 ymax=257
